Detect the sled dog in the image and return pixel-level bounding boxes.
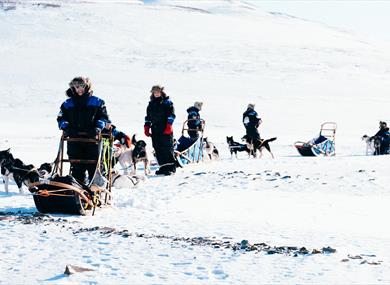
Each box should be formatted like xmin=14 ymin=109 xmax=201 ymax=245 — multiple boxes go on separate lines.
xmin=226 ymin=136 xmax=250 ymax=158
xmin=241 ymin=135 xmax=277 ymax=158
xmin=0 ymin=149 xmax=40 ymax=193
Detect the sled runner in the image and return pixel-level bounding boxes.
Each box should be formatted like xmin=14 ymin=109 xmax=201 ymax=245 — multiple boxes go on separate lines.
xmin=175 ymin=119 xmax=205 ymax=167
xmin=294 ymin=122 xmax=337 ymax=157
xmin=28 ymin=131 xmax=114 ymax=215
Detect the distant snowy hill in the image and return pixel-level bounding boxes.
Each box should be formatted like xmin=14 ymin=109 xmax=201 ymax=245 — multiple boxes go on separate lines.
xmin=1 ymin=0 xmax=390 ymax=162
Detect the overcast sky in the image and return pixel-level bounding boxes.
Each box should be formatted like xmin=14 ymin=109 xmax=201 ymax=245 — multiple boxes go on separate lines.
xmin=250 ymin=0 xmax=390 ymax=41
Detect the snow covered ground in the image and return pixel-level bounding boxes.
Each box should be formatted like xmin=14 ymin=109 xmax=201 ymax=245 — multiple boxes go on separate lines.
xmin=1 ymin=0 xmax=390 ymax=284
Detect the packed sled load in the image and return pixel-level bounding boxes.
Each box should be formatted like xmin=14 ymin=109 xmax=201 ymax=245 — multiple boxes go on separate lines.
xmin=294 ymin=122 xmax=337 ymax=157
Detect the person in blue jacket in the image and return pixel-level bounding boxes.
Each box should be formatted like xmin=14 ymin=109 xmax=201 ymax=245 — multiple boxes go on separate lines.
xmin=242 ymin=103 xmax=262 ymax=143
xmin=373 ymin=121 xmax=390 ymax=154
xmin=57 ymin=76 xmax=109 ymax=183
xmin=186 ymin=101 xmax=203 ymax=139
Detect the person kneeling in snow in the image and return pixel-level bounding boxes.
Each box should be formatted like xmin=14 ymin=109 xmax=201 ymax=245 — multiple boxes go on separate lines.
xmin=176 ymin=102 xmax=204 ymax=152
xmin=373 ymin=121 xmax=390 ymax=154
xmin=187 ymin=101 xmax=204 ymax=139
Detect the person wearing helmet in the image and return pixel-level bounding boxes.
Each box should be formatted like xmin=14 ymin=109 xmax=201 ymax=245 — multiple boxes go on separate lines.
xmin=373 ymin=121 xmax=390 ymax=154
xmin=242 ymin=103 xmax=262 ymax=143
xmin=57 ymin=76 xmax=109 ymax=183
xmin=186 ymin=101 xmax=203 ymax=139
xmin=144 ymin=85 xmax=176 ymax=175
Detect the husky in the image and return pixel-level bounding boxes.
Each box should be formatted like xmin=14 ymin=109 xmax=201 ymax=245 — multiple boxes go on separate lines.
xmin=362 ymin=135 xmax=381 ymax=155
xmin=241 ymin=135 xmax=277 ymax=158
xmin=131 ymin=134 xmax=151 ymax=175
xmin=226 ymin=136 xmax=250 ymax=158
xmin=203 ymin=137 xmax=219 ymax=160
xmin=0 ymin=149 xmax=40 ymax=193
xmin=113 ymin=134 xmax=151 ymax=175
xmin=111 ymin=170 xmax=146 ymax=189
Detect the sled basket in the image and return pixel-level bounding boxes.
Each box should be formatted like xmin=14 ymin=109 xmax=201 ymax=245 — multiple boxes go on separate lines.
xmin=294 ymin=122 xmax=337 ymax=157
xmin=29 ymin=131 xmax=114 ymax=215
xmin=174 ymin=119 xmax=205 ymax=166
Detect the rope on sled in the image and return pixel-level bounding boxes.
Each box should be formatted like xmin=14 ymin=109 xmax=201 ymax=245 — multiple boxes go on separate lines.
xmin=29 ymin=181 xmax=93 ymax=207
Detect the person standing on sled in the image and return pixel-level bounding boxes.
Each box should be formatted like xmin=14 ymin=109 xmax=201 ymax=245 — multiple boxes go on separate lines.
xmin=243 ymin=103 xmax=262 ymax=144
xmin=57 ymin=76 xmax=109 ymax=183
xmin=144 ymin=85 xmax=176 ymax=175
xmin=186 ymin=101 xmax=203 ymax=140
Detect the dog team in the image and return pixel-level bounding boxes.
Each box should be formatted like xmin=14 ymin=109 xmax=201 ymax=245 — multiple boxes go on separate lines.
xmin=0 ymin=76 xmax=273 ymax=193
xmin=2 ymin=76 xmax=387 ymax=193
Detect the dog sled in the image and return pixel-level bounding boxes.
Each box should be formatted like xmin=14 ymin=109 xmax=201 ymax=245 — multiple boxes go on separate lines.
xmin=294 ymin=122 xmax=337 ymax=157
xmin=28 ymin=131 xmax=114 ymax=215
xmin=174 ymin=119 xmax=205 ymax=167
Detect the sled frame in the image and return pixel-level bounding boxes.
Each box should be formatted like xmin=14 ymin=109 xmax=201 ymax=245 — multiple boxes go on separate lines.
xmin=175 ymin=119 xmax=206 ymax=165
xmin=29 ymin=131 xmax=114 ymax=215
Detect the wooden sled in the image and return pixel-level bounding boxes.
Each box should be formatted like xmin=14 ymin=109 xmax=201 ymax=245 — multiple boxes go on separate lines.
xmin=28 ymin=131 xmax=114 ymax=215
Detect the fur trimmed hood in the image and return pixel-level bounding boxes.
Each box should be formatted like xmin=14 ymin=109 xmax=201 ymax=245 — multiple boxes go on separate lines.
xmin=66 ymin=76 xmax=93 ymax=97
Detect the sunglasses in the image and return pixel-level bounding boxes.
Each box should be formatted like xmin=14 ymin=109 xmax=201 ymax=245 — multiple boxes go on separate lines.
xmin=72 ymin=83 xmax=86 ymax=89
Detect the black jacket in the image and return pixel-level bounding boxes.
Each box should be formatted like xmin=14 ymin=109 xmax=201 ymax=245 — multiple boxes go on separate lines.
xmin=187 ymin=106 xmax=201 ymax=128
xmin=145 ymin=96 xmax=175 ymax=135
xmin=243 ymin=109 xmax=261 ymax=130
xmin=375 ymin=127 xmax=390 ymax=139
xmin=57 ymin=88 xmax=109 ymax=134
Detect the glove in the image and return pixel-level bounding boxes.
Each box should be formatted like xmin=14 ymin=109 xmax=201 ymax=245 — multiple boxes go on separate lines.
xmin=62 ymin=128 xmax=69 ymax=137
xmin=124 ymin=135 xmax=131 ymax=148
xmin=144 ymin=125 xmax=151 ymax=137
xmin=163 ymin=123 xmax=173 ymax=135
xmin=94 ymin=127 xmax=102 ymax=137
xmin=118 ymin=133 xmax=131 ymax=148
xmin=59 ymin=121 xmax=69 ymax=136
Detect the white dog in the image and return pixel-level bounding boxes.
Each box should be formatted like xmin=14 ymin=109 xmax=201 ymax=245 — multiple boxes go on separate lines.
xmin=111 ymin=170 xmax=146 ymax=189
xmin=113 ymin=143 xmax=135 ymax=175
xmin=362 ymin=135 xmax=381 ymax=155
xmin=113 ymin=135 xmax=151 ymax=176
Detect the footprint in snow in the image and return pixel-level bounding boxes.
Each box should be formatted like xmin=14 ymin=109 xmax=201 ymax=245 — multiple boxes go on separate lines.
xmin=212 ymin=269 xmax=228 ymax=280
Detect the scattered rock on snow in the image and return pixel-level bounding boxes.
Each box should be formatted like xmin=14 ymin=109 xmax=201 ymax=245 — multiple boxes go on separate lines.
xmin=348 ymin=254 xmax=362 ymax=259
xmin=322 ymin=246 xmax=336 ymax=253
xmin=64 ymin=264 xmax=95 ymax=275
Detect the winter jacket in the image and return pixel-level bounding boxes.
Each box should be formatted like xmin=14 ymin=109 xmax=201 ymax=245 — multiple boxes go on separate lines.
xmin=374 ymin=127 xmax=390 ymax=139
xmin=243 ymin=109 xmax=261 ymax=130
xmin=187 ymin=106 xmax=202 ymax=137
xmin=145 ymin=96 xmax=175 ymax=135
xmin=243 ymin=108 xmax=261 ymax=140
xmin=57 ymin=88 xmax=109 ymax=135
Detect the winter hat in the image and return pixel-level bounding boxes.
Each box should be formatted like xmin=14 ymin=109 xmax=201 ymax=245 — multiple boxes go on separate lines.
xmin=247 ymin=103 xmax=255 ymax=110
xmin=150 ymin=85 xmax=164 ymax=92
xmin=194 ymin=101 xmax=203 ymax=111
xmin=67 ymin=76 xmax=92 ymax=96
xmin=69 ymin=76 xmax=87 ymax=87
xmin=380 ymin=121 xmax=387 ymax=128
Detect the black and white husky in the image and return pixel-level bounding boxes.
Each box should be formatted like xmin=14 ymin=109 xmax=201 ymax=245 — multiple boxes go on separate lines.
xmin=226 ymin=136 xmax=250 ymax=158
xmin=0 ymin=149 xmax=40 ymax=193
xmin=362 ymin=135 xmax=381 ymax=155
xmin=241 ymin=135 xmax=277 ymax=159
xmin=203 ymin=137 xmax=219 ymax=160
xmin=113 ymin=135 xmax=151 ymax=175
